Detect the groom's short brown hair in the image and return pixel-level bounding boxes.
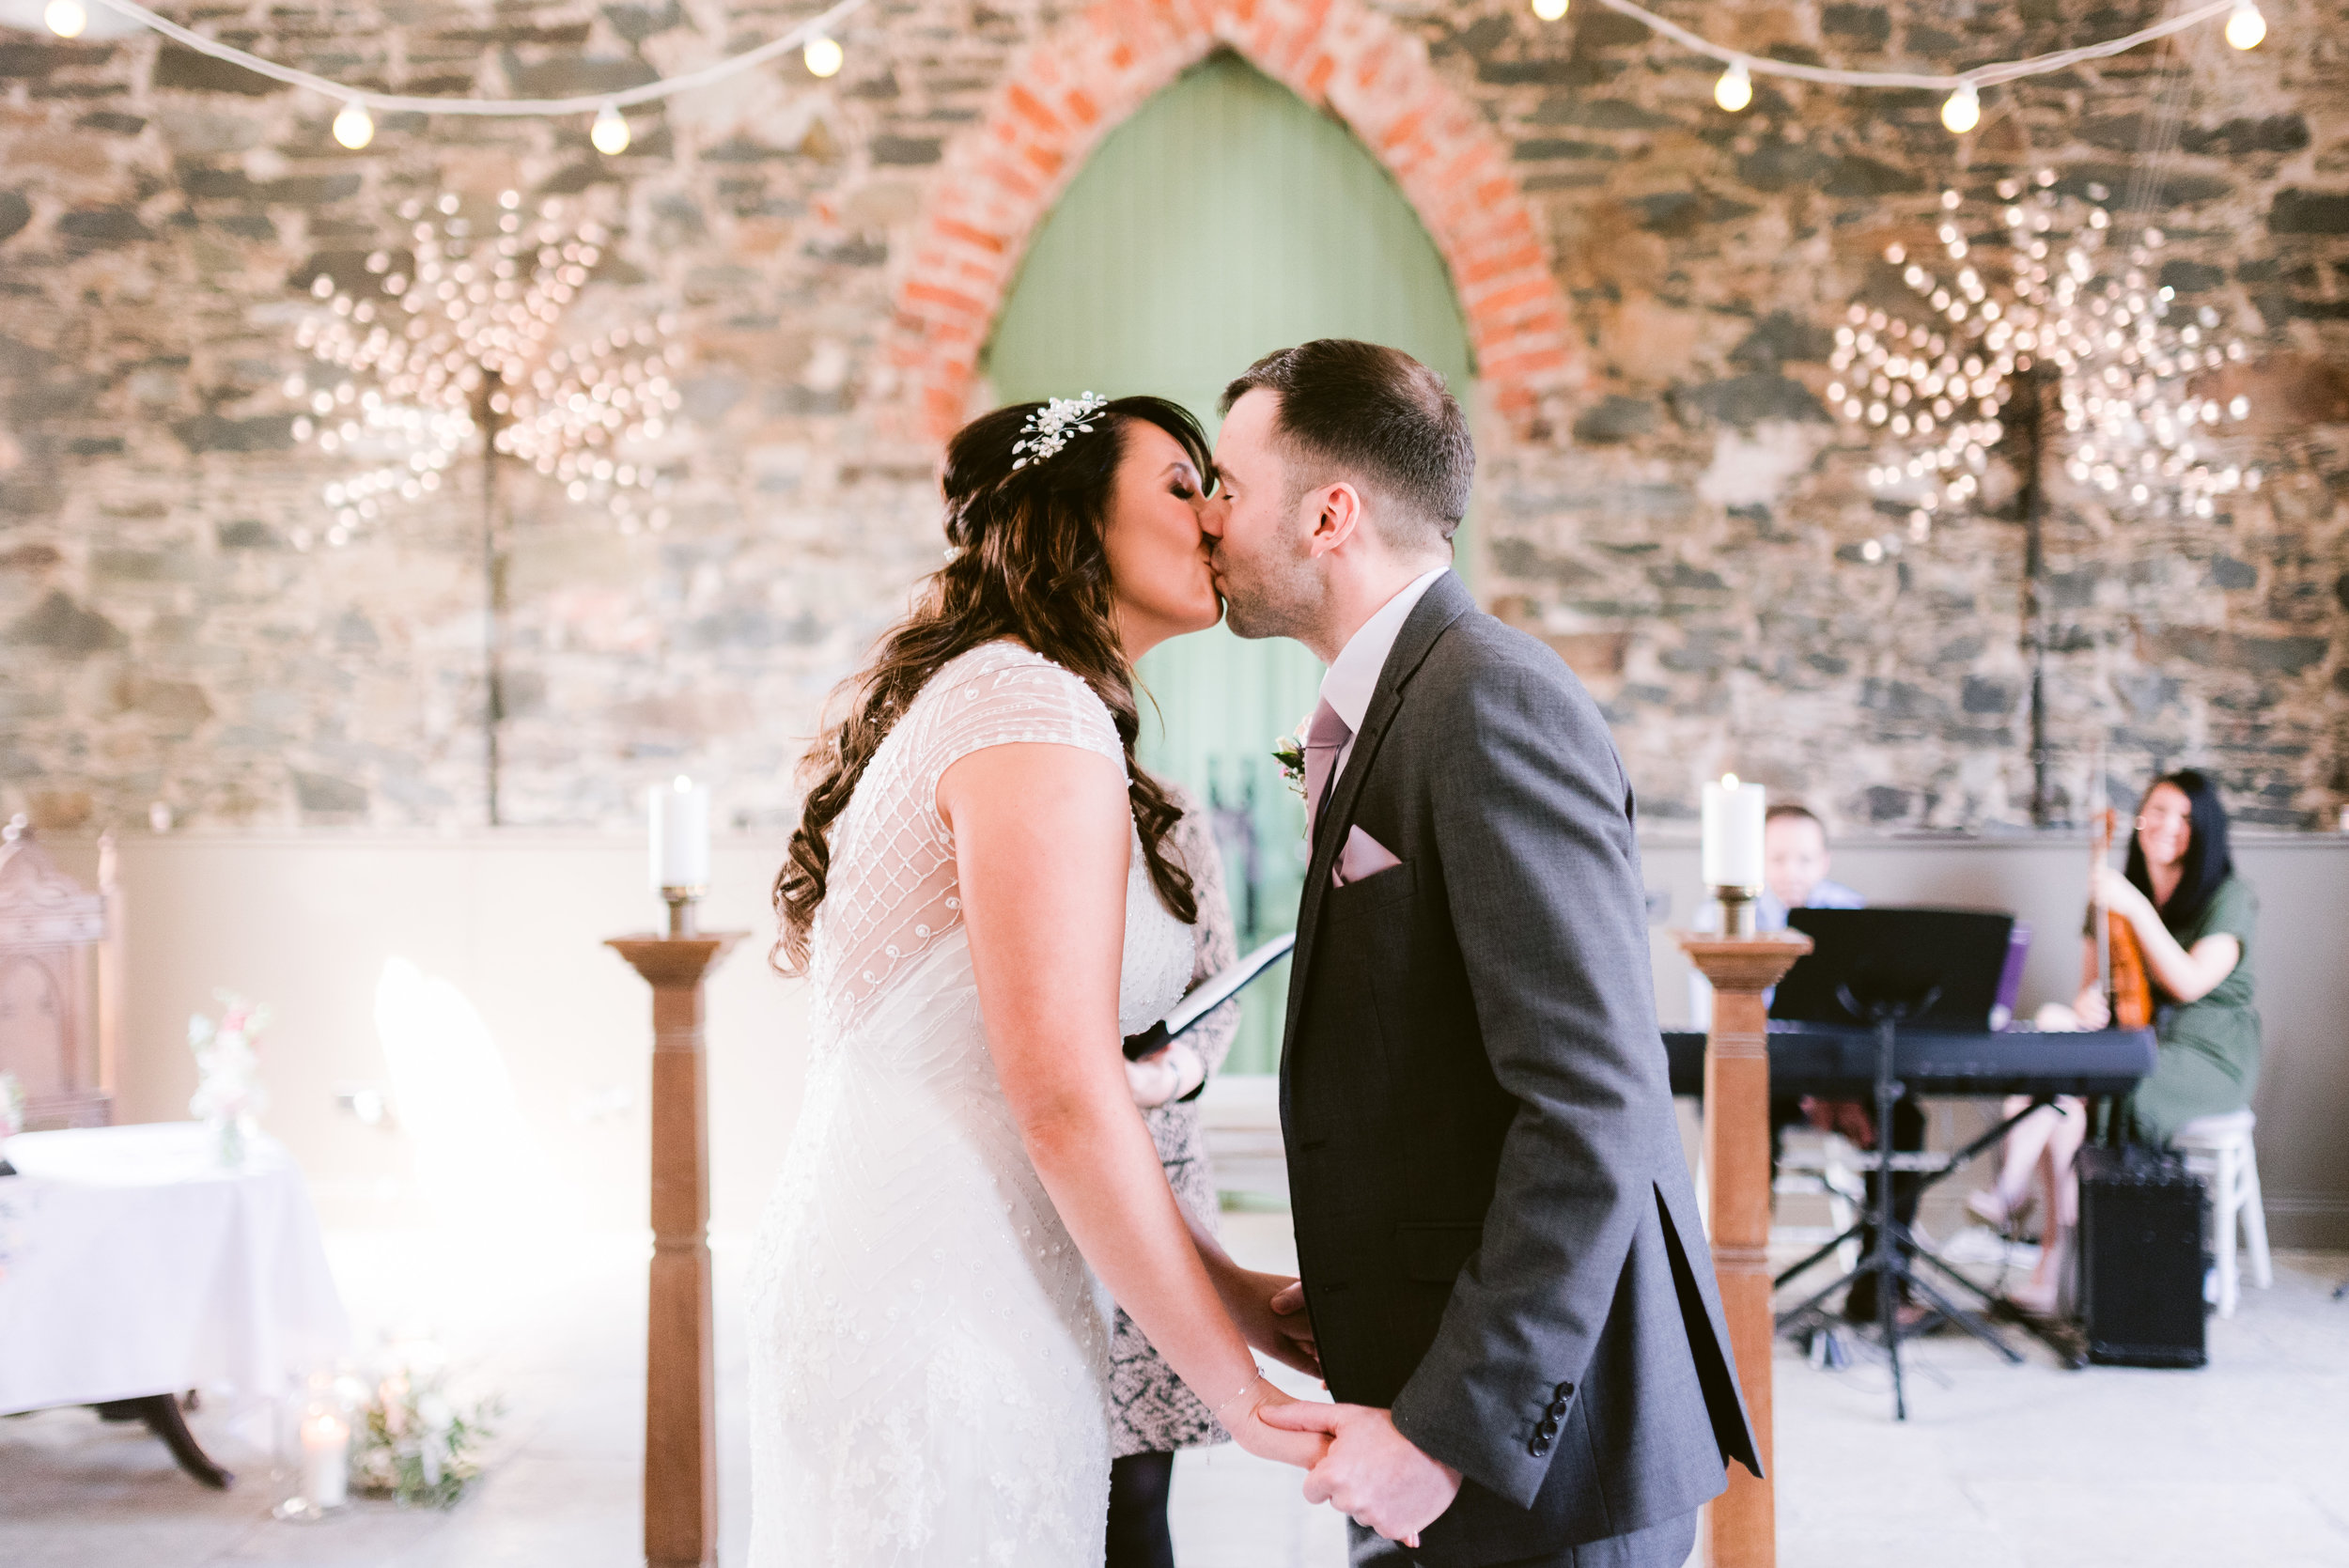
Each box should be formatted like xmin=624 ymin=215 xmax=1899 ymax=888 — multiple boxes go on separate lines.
xmin=1220 ymin=339 xmax=1473 ymax=545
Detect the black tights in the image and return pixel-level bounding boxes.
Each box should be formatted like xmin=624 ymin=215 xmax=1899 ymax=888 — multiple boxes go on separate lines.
xmin=1107 ymin=1451 xmax=1176 ymax=1568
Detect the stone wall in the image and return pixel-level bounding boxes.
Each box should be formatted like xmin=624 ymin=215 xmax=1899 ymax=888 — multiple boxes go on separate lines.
xmin=1 ymin=0 xmax=2343 ymax=834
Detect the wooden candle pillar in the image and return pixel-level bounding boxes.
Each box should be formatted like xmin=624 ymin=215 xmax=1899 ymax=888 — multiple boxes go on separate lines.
xmin=609 ymin=918 xmax=743 ymax=1568
xmin=1677 ymin=931 xmax=1811 ymax=1568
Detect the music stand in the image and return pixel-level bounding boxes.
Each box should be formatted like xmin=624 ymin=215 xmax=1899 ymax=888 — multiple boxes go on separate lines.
xmin=1769 ymin=908 xmax=2030 ymax=1419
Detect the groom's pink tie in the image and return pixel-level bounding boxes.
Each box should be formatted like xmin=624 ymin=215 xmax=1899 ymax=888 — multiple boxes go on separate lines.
xmin=1302 ymin=697 xmax=1353 ymax=842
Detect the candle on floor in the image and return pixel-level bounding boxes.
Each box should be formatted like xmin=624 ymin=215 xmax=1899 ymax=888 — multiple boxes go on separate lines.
xmin=1702 ymin=772 xmax=1766 ymax=891
xmin=649 ymin=775 xmax=711 ymax=891
xmin=300 ymin=1409 xmax=350 ymax=1509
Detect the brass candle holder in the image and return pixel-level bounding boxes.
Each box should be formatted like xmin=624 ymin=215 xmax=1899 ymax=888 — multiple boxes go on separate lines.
xmin=1712 ymin=883 xmax=1764 ymax=939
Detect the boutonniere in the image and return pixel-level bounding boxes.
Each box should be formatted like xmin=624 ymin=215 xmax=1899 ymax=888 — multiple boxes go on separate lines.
xmin=1271 ymin=715 xmax=1313 ymax=801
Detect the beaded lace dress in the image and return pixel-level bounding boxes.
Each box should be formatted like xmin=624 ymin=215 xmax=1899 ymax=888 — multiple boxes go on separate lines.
xmin=746 ymin=641 xmax=1195 ymax=1567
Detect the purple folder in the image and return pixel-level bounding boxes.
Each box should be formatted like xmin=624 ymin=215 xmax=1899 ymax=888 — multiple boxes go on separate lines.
xmin=1992 ymin=920 xmax=2032 ymax=1030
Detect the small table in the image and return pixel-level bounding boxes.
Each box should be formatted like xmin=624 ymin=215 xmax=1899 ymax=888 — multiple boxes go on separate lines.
xmin=0 ymin=1121 xmax=351 ymax=1486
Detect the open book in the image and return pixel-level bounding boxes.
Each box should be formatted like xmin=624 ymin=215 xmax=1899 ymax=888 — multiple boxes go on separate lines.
xmin=1120 ymin=931 xmax=1298 ymax=1061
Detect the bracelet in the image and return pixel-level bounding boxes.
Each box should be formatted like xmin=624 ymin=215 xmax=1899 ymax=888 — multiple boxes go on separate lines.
xmin=1212 ymin=1374 xmax=1269 ymax=1425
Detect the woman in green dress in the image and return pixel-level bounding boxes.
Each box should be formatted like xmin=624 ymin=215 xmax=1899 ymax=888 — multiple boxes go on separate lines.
xmin=2072 ymin=768 xmax=2261 ymax=1144
xmin=1989 ymin=768 xmax=2257 ymax=1314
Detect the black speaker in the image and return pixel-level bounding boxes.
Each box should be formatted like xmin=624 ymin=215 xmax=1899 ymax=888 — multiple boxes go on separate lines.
xmin=2077 ymin=1143 xmax=2209 ymax=1368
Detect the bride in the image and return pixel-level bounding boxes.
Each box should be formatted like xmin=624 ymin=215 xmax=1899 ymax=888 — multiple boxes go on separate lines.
xmin=747 ymin=393 xmax=1328 ymax=1563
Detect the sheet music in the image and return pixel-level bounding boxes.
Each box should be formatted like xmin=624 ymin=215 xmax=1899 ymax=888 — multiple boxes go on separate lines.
xmin=1162 ymin=931 xmax=1297 ymax=1039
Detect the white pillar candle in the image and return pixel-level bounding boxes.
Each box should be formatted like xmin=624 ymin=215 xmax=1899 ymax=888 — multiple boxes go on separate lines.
xmin=300 ymin=1411 xmax=350 ymax=1508
xmin=649 ymin=776 xmax=711 ymax=891
xmin=1702 ymin=773 xmax=1766 ymax=889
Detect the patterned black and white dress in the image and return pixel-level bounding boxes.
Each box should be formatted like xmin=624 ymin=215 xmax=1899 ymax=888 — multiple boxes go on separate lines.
xmin=1107 ymin=788 xmax=1243 ymax=1458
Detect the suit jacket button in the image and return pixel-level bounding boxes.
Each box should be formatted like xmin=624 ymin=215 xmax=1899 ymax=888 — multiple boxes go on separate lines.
xmin=1547 ymin=1398 xmax=1568 ymax=1418
xmin=1537 ymin=1416 xmax=1560 ymax=1438
xmin=1528 ymin=1436 xmax=1549 ymax=1457
xmin=1554 ymin=1380 xmax=1575 ymax=1399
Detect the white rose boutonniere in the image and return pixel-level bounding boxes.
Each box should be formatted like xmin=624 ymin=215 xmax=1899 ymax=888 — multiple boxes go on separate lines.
xmin=1271 ymin=715 xmax=1313 ymax=802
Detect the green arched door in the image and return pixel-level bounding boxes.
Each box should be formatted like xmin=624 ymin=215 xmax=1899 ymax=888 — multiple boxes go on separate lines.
xmin=986 ymin=53 xmax=1474 ymax=1072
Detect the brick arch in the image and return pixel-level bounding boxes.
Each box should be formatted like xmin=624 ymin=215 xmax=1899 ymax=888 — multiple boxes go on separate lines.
xmin=884 ymin=0 xmax=1579 ymax=442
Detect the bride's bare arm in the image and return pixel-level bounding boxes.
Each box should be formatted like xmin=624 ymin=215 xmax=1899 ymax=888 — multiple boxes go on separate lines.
xmin=941 ymin=742 xmax=1327 ymax=1467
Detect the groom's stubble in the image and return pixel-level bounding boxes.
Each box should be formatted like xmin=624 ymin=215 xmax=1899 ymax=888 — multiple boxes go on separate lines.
xmin=1216 ymin=511 xmax=1331 ymax=646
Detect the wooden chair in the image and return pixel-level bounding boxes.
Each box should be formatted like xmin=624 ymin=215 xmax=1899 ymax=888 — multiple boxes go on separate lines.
xmin=0 ymin=815 xmax=120 ymax=1130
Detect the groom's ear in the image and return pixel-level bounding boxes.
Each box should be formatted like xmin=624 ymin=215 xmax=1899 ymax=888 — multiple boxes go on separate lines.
xmin=1305 ymin=481 xmax=1365 ymax=558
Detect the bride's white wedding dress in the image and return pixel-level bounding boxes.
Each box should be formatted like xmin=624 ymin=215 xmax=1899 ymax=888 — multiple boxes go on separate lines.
xmin=747 ymin=641 xmax=1195 ymax=1566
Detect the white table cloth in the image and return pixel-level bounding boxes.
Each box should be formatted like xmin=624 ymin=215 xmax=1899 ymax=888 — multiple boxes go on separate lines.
xmin=0 ymin=1121 xmax=350 ymax=1415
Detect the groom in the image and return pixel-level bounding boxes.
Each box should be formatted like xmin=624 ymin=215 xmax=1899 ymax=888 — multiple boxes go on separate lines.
xmin=1205 ymin=340 xmax=1758 ymax=1567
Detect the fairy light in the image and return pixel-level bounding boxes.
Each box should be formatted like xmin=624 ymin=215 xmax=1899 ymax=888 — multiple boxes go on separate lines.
xmin=1831 ymin=174 xmax=2259 ymax=541
xmin=43 ymin=0 xmax=86 ymax=38
xmin=76 ymin=0 xmax=2265 ymax=147
xmin=332 ymin=99 xmax=374 ymax=149
xmin=1940 ymin=81 xmax=1981 ymax=134
xmin=590 ymin=102 xmax=630 ymax=155
xmin=285 ymin=192 xmax=684 ymax=548
xmin=1714 ymin=59 xmax=1753 ymax=113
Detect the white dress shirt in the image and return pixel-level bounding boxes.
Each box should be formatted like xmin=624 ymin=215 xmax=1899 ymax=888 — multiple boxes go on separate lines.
xmin=1318 ymin=566 xmax=1452 ymax=784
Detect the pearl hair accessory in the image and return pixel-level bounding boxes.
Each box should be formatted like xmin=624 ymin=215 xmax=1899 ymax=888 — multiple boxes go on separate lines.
xmin=1011 ymin=393 xmax=1110 ymax=470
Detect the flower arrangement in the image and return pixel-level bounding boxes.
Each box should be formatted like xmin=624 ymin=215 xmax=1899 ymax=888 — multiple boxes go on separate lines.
xmin=188 ymin=991 xmax=270 ymax=1167
xmin=350 ymin=1349 xmax=501 ymax=1509
xmin=1271 ymin=714 xmax=1313 ymax=802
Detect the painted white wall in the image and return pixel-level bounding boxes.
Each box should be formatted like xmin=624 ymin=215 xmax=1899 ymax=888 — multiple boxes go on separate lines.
xmin=36 ymin=829 xmax=2349 ymax=1247
xmin=44 ymin=832 xmax=809 ymax=1240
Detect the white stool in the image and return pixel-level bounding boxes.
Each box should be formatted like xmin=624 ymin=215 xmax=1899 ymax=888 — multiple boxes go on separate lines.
xmin=2172 ymin=1109 xmax=2273 ymax=1317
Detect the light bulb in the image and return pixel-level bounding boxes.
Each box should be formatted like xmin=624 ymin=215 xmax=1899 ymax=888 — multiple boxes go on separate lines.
xmin=1530 ymin=0 xmax=1568 ymax=19
xmin=43 ymin=0 xmax=86 ymax=38
xmin=2225 ymin=1 xmax=2265 ymax=48
xmin=1940 ymin=81 xmax=1981 ymax=134
xmin=591 ymin=102 xmax=630 ymax=155
xmin=333 ymin=99 xmax=375 ymax=149
xmin=1714 ymin=59 xmax=1752 ymax=113
xmin=804 ymin=35 xmax=845 ymax=78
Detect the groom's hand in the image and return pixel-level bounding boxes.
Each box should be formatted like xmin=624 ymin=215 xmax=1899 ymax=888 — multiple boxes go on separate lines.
xmin=1220 ymin=1270 xmax=1320 ymax=1377
xmin=1259 ymin=1402 xmax=1463 ymax=1546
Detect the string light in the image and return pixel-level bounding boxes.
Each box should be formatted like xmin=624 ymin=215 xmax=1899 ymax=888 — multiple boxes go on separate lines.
xmin=591 ymin=102 xmax=630 ymax=155
xmin=1714 ymin=59 xmax=1752 ymax=113
xmin=68 ymin=0 xmax=2257 ymax=140
xmin=1524 ymin=0 xmax=2253 ymax=103
xmin=803 ymin=35 xmax=845 ymax=78
xmin=70 ymin=0 xmax=867 ymax=124
xmin=1940 ymin=81 xmax=1982 ymax=134
xmin=286 ymin=193 xmax=684 ymax=547
xmin=43 ymin=0 xmax=86 ymax=38
xmin=332 ymin=99 xmax=374 ymax=149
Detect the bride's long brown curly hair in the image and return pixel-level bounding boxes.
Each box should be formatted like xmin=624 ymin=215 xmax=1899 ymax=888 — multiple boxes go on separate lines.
xmin=771 ymin=396 xmax=1210 ymax=973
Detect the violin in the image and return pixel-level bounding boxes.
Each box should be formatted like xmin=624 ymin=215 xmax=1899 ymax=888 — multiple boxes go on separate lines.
xmin=2092 ymin=800 xmax=2155 ymax=1032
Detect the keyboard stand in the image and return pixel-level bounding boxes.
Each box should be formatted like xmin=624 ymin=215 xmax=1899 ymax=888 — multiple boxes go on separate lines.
xmin=1770 ymin=1000 xmax=2077 ymax=1418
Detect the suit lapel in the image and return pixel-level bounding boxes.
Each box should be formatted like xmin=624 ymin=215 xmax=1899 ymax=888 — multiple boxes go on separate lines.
xmin=1281 ymin=573 xmax=1475 ymax=1051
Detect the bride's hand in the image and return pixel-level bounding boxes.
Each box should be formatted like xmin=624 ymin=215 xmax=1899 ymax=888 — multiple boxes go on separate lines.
xmin=1218 ymin=1377 xmax=1332 ymax=1470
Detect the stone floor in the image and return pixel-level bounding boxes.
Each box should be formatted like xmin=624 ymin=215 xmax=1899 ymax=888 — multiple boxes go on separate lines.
xmin=3 ymin=1219 xmax=2344 ymax=1568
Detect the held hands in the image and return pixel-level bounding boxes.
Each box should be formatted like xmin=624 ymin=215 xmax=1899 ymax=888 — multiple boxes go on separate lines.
xmin=1217 ymin=1376 xmax=1334 ymax=1471
xmin=1257 ymin=1402 xmax=1464 ymax=1547
xmin=2071 ymin=985 xmax=2112 ymax=1031
xmin=1221 ymin=1272 xmax=1320 ymax=1378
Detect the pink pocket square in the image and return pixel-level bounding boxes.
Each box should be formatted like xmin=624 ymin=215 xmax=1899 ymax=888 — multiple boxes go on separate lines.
xmin=1334 ymin=825 xmax=1404 ymax=888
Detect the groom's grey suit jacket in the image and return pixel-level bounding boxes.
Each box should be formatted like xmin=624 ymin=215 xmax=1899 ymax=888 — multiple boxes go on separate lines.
xmin=1279 ymin=571 xmax=1758 ymax=1565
